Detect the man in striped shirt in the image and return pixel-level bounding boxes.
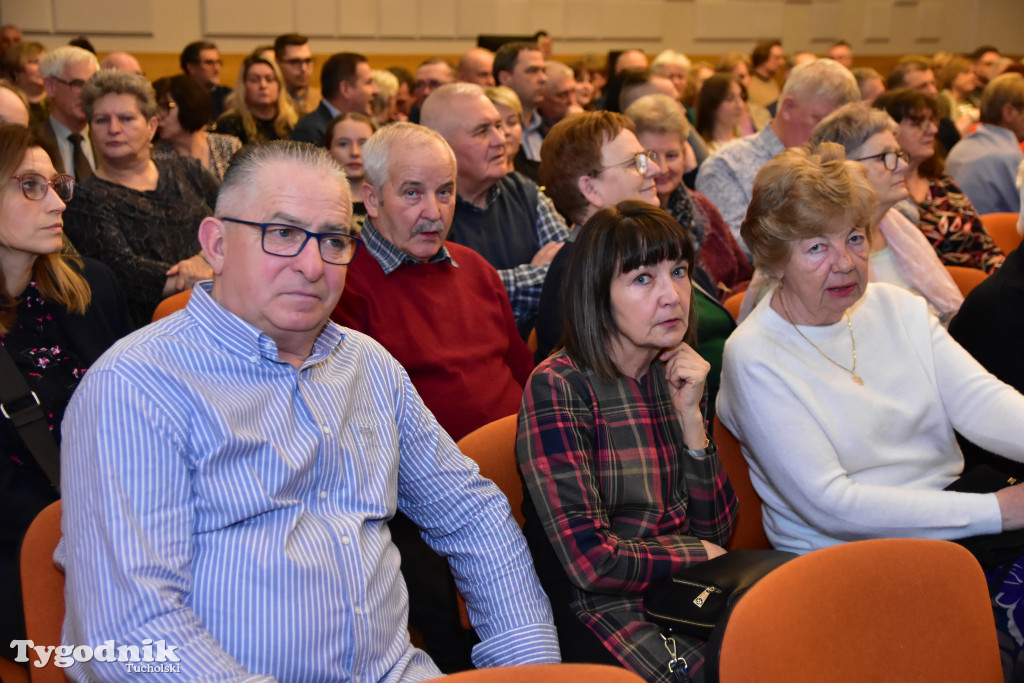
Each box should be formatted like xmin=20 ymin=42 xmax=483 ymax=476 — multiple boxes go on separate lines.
xmin=57 ymin=141 xmax=559 ymax=681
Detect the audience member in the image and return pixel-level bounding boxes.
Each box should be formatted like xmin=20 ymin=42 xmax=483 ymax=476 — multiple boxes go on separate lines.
xmin=495 ymin=42 xmax=547 ymax=163
xmin=937 ymin=55 xmax=980 ymax=136
xmin=273 ymin=34 xmax=318 ymax=115
xmin=63 ymin=70 xmax=216 ymax=323
xmin=534 ymin=30 xmax=553 ymax=60
xmin=969 ymin=44 xmax=1001 ymax=107
xmin=57 ymin=140 xmax=560 ymax=681
xmin=324 ymin=111 xmax=376 ymax=229
xmin=389 ymin=65 xmax=415 ymax=120
xmin=0 ymin=24 xmax=21 ymax=60
xmin=412 ymin=57 xmax=456 ymax=119
xmin=696 ymin=58 xmax=858 ymax=244
xmin=714 ymin=52 xmax=768 ymax=133
xmin=5 ymin=42 xmax=46 ymax=124
xmin=613 ymin=49 xmax=647 ymax=73
xmin=874 ymin=88 xmax=1004 ymax=273
xmin=533 ymin=111 xmax=661 ymax=359
xmin=684 ymin=60 xmax=715 ymax=112
xmin=371 ymin=68 xmax=401 ymax=123
xmin=0 ymin=80 xmax=29 ymax=126
xmin=485 ymin=85 xmax=526 ymax=177
xmin=887 ymin=56 xmax=960 ymax=154
xmin=180 ymin=41 xmax=231 ymax=122
xmin=569 ymin=59 xmax=596 ymax=110
xmin=627 ymin=94 xmax=751 ymax=300
xmin=946 ymin=73 xmax=1024 ymax=215
xmin=458 ymin=47 xmax=495 ymax=86
xmin=538 ymin=61 xmax=578 ymax=127
xmin=827 ymin=40 xmax=854 ymax=68
xmin=748 ymin=39 xmax=784 ymax=107
xmin=518 ymin=200 xmax=736 ymax=677
xmin=153 ymin=74 xmax=242 ymax=179
xmin=421 ymin=83 xmax=568 ymax=336
xmin=650 ymin=49 xmax=690 ymax=100
xmin=99 ymin=51 xmax=143 ymax=75
xmin=215 ymin=55 xmax=298 ymax=144
xmin=0 ymin=123 xmax=131 ymax=662
xmin=290 ymin=52 xmax=377 ymax=146
xmin=695 ymin=73 xmax=745 ymax=151
xmin=36 ymin=46 xmax=98 ymax=181
xmin=853 ymin=66 xmax=885 ymax=103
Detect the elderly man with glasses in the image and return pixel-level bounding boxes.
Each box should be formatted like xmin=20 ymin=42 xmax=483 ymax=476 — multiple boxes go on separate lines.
xmin=34 ymin=45 xmax=98 ymax=180
xmin=56 ymin=141 xmax=560 ymax=681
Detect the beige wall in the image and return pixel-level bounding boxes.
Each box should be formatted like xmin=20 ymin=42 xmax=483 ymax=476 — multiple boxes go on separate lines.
xmin=3 ymin=0 xmax=1021 ymax=82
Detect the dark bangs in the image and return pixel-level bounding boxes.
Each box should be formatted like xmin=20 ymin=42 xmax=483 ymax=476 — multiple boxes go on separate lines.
xmin=614 ymin=209 xmax=695 ymax=274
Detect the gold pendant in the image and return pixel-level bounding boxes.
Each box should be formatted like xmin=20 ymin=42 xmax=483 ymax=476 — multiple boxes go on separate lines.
xmin=852 ymin=374 xmax=864 ymax=385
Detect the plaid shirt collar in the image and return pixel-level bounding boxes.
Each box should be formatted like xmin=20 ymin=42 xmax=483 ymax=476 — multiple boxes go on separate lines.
xmin=359 ymin=216 xmax=457 ymax=275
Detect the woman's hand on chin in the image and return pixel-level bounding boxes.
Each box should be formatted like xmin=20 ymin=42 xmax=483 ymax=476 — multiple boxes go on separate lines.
xmin=661 ymin=341 xmax=710 ymax=446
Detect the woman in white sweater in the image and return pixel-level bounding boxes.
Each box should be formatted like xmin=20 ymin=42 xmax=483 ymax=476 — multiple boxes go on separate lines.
xmin=717 ymin=144 xmax=1024 ymax=675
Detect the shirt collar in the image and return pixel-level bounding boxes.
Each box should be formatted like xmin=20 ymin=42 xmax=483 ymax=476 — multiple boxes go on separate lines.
xmin=321 ymin=99 xmax=341 ymax=118
xmin=187 ymin=280 xmax=344 ymax=368
xmin=360 ymin=216 xmax=456 ymax=274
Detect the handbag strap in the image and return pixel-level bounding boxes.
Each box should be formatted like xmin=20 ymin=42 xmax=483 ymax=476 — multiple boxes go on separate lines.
xmin=0 ymin=341 xmax=61 ymax=491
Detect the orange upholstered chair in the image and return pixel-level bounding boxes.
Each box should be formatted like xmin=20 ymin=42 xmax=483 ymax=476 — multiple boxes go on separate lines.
xmin=455 ymin=414 xmax=524 ymax=629
xmin=151 ymin=289 xmax=192 ymax=322
xmin=713 ymin=416 xmax=770 ymax=551
xmin=722 ymin=292 xmax=744 ymax=320
xmin=445 ymin=663 xmax=644 ymax=682
xmin=19 ymin=500 xmax=68 ymax=683
xmin=946 ymin=264 xmax=989 ymax=297
xmin=709 ymin=538 xmax=1002 ymax=682
xmin=979 ymin=212 xmax=1022 ymax=255
xmin=0 ymin=657 xmax=30 ymax=683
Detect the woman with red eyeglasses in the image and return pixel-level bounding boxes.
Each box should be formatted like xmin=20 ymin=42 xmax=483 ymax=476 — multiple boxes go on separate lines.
xmin=0 ymin=124 xmax=131 ymax=660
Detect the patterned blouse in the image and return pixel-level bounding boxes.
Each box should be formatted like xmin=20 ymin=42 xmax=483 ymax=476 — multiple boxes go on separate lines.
xmin=900 ymin=175 xmax=1004 ymax=274
xmin=516 ymin=351 xmax=737 ymax=681
xmin=152 ymin=133 xmax=242 ymax=180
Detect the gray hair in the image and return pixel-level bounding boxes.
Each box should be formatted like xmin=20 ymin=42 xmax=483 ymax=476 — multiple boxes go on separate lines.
xmin=624 ymin=93 xmax=691 ymax=142
xmin=545 ymin=60 xmax=574 ymax=83
xmin=420 ymin=82 xmax=487 ymax=138
xmin=652 ymin=49 xmax=691 ymax=73
xmin=362 ymin=122 xmax=456 ymax=189
xmin=780 ymin=58 xmax=860 ymax=108
xmin=809 ymin=102 xmax=898 ymax=157
xmin=82 ymin=69 xmax=158 ymax=121
xmin=217 ymin=141 xmax=351 ymax=221
xmin=39 ymin=46 xmax=99 ymax=80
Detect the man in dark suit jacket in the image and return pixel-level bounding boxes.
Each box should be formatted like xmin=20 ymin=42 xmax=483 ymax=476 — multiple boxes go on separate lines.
xmin=36 ymin=45 xmax=98 ymax=179
xmin=290 ymin=52 xmax=379 ymax=146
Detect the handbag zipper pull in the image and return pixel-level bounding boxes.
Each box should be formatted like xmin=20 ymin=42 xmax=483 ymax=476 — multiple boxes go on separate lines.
xmin=693 ymin=586 xmax=718 ymax=607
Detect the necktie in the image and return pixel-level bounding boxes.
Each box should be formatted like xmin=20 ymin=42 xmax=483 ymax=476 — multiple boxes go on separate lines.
xmin=68 ymin=133 xmax=93 ymax=181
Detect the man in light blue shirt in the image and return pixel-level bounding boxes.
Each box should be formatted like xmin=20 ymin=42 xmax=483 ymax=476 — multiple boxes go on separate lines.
xmin=946 ymin=73 xmax=1024 ymax=216
xmin=56 ymin=141 xmax=559 ymax=681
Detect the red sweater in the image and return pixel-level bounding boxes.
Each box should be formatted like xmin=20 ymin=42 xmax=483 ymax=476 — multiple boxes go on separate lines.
xmin=333 ymin=242 xmax=534 ymax=441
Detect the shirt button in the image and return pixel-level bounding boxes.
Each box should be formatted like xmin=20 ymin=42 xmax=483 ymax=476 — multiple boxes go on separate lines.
xmin=322 ymin=425 xmax=330 ymax=434
xmin=249 ymin=355 xmax=259 ymax=363
xmin=341 ymin=536 xmax=350 ymax=545
xmin=320 ymin=490 xmax=327 ymax=499
xmin=353 ymin=606 xmax=364 ymax=616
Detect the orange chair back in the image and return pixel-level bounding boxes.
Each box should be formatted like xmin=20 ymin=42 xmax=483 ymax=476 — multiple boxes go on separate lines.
xmin=722 ymin=292 xmax=744 ymax=320
xmin=151 ymin=289 xmax=192 ymax=322
xmin=445 ymin=663 xmax=644 ymax=682
xmin=19 ymin=500 xmax=67 ymax=682
xmin=946 ymin=264 xmax=989 ymax=297
xmin=979 ymin=212 xmax=1022 ymax=255
xmin=457 ymin=414 xmax=524 ymax=527
xmin=711 ymin=538 xmax=1002 ymax=682
xmin=714 ymin=416 xmax=770 ymax=551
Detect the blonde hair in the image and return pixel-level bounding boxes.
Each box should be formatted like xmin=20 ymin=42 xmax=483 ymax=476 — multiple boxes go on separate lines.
xmin=225 ymin=56 xmax=299 ymax=142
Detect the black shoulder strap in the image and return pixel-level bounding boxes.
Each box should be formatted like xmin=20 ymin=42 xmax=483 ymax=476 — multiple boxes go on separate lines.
xmin=0 ymin=342 xmax=61 ymax=491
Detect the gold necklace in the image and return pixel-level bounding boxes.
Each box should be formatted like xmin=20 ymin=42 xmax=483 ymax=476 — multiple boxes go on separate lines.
xmin=778 ymin=289 xmax=863 ymax=386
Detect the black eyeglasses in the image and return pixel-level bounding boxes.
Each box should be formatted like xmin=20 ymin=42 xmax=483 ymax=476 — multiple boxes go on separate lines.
xmin=853 ymin=150 xmax=910 ymax=171
xmin=12 ymin=173 xmax=75 ymax=201
xmin=596 ymin=150 xmax=658 ymax=176
xmin=221 ymin=218 xmax=360 ymax=265
xmin=51 ymin=76 xmax=87 ymax=90
xmin=281 ymin=58 xmax=314 ymax=68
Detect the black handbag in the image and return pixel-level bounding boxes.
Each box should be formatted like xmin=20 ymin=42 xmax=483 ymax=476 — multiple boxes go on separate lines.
xmin=0 ymin=342 xmax=61 ymax=491
xmin=644 ymin=548 xmax=796 ymax=640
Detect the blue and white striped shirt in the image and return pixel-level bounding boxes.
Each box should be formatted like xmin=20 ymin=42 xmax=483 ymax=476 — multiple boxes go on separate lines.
xmin=56 ymin=282 xmax=558 ymax=681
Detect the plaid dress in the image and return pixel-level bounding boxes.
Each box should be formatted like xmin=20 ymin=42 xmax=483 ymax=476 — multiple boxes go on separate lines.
xmin=517 ymin=351 xmax=737 ymax=681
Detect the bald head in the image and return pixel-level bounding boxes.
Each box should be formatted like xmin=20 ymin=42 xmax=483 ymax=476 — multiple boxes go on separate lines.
xmin=458 ymin=48 xmax=495 ymax=87
xmin=0 ymin=83 xmax=29 ymax=126
xmin=100 ymin=51 xmax=144 ymax=75
xmin=420 ymin=82 xmax=487 ymax=139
